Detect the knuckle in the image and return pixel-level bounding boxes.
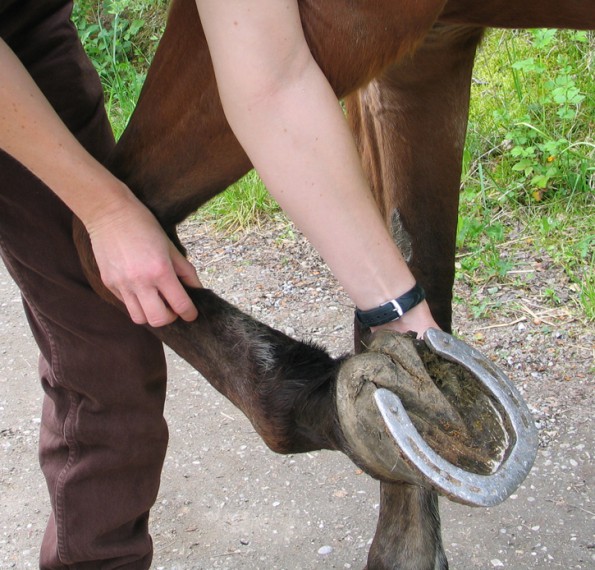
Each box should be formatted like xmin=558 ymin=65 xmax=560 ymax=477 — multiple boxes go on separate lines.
xmin=130 ymin=313 xmax=148 ymax=325
xmin=148 ymin=313 xmax=176 ymax=328
xmin=170 ymin=297 xmax=196 ymax=317
xmin=151 ymin=260 xmax=171 ymax=280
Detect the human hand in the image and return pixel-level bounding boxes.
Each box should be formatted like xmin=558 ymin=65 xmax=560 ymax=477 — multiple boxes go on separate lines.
xmin=87 ymin=197 xmax=202 ymax=327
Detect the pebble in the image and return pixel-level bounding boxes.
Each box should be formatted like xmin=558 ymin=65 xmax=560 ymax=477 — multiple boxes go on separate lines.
xmin=491 ymin=560 xmax=504 ymax=567
xmin=318 ymin=545 xmax=333 ymax=555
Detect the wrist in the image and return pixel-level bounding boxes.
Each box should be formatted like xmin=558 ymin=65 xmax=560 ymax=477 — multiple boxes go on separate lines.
xmin=79 ymin=180 xmax=140 ymax=234
xmin=355 ymin=283 xmax=426 ymax=328
xmin=371 ymin=301 xmax=438 ymax=337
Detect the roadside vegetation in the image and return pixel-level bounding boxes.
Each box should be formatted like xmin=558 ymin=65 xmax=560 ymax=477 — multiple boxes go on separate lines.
xmin=461 ymin=29 xmax=594 ymax=322
xmin=73 ymin=3 xmax=593 ymax=320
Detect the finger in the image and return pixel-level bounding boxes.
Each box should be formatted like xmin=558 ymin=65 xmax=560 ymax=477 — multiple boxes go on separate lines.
xmin=120 ymin=290 xmax=149 ymax=325
xmin=157 ymin=277 xmax=198 ymax=322
xmin=136 ymin=287 xmax=179 ymax=327
xmin=171 ymin=248 xmax=203 ymax=289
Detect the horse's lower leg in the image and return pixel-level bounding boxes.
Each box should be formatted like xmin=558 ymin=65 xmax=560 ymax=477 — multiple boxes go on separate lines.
xmin=367 ymin=484 xmax=447 ymax=570
xmin=73 ymin=218 xmax=347 ymax=454
xmin=151 ymin=287 xmax=347 ymax=455
xmin=346 ymin=23 xmax=484 ymax=569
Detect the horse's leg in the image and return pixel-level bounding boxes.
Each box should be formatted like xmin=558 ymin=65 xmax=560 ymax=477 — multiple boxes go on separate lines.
xmin=346 ymin=24 xmax=485 ymax=569
xmin=152 ymin=288 xmax=348 ymax=454
xmin=346 ymin=24 xmax=484 ymax=332
xmin=74 ymin=0 xmax=454 ymax=458
xmin=366 ymin=484 xmax=446 ymax=570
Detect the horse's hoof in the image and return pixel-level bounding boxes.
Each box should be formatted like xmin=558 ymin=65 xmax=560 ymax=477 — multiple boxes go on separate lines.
xmin=336 ymin=329 xmax=538 ymax=507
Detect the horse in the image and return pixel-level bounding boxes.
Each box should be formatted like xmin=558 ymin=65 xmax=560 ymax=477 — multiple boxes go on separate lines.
xmin=73 ymin=1 xmax=595 ymax=568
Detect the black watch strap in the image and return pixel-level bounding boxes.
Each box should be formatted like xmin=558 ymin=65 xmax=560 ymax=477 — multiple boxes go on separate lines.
xmin=355 ymin=283 xmax=426 ymax=328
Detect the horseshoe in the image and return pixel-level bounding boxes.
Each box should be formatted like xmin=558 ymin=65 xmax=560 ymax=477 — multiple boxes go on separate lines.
xmin=374 ymin=328 xmax=538 ymax=507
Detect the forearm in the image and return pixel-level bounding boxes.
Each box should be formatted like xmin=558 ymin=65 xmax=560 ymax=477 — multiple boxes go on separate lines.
xmin=198 ymin=0 xmax=415 ymax=310
xmin=229 ymin=65 xmax=413 ymax=308
xmin=0 ymin=38 xmax=135 ymax=228
xmin=0 ymin=38 xmax=200 ymax=326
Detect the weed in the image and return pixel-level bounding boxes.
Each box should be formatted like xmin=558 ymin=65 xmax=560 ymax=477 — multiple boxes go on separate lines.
xmin=470 ymin=298 xmax=501 ymax=320
xmin=542 ymin=287 xmax=561 ymax=305
xmin=581 ymin=279 xmax=595 ymax=320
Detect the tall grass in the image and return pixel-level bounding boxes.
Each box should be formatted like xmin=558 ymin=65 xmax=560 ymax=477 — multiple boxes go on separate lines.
xmin=197 ymin=171 xmax=282 ymax=232
xmin=73 ymin=6 xmax=593 ymax=318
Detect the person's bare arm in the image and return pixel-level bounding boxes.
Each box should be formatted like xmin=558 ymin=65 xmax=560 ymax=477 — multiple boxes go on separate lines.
xmin=0 ymin=38 xmax=200 ymax=327
xmin=196 ymin=0 xmax=438 ymax=335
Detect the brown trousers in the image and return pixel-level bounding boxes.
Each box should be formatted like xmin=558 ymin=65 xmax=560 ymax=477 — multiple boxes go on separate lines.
xmin=0 ymin=1 xmax=168 ymax=568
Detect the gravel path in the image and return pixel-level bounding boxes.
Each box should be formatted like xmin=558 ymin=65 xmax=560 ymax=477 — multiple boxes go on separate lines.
xmin=1 ymin=218 xmax=593 ymax=569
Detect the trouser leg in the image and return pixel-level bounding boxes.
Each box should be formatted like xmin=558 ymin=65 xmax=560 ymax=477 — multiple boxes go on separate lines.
xmin=0 ymin=1 xmax=168 ymax=568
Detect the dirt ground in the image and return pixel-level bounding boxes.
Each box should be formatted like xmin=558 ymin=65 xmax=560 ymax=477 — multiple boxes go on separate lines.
xmin=0 ymin=218 xmax=593 ymax=569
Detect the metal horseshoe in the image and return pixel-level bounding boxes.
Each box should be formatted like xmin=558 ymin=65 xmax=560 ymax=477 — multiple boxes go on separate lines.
xmin=374 ymin=328 xmax=538 ymax=507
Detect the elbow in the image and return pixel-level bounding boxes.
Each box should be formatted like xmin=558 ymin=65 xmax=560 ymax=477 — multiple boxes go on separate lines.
xmin=217 ymin=41 xmax=314 ymax=121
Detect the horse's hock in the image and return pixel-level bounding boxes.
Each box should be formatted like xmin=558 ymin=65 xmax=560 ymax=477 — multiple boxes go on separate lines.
xmin=337 ymin=330 xmax=537 ymax=506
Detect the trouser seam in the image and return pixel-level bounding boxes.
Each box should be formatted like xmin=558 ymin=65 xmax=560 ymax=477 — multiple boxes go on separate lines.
xmin=54 ymin=390 xmax=81 ymax=568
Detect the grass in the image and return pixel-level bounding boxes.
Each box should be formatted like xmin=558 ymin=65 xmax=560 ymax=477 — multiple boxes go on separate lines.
xmin=459 ymin=29 xmax=594 ymax=320
xmin=196 ymin=171 xmax=282 ymax=232
xmin=73 ymin=6 xmax=594 ymax=319
xmin=72 ymin=0 xmax=168 ymax=136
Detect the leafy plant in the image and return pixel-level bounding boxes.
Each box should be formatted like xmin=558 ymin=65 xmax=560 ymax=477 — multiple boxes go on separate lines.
xmin=495 ymin=30 xmax=592 ymax=202
xmin=460 ymin=29 xmax=594 ymax=318
xmin=72 ymin=0 xmax=167 ymax=135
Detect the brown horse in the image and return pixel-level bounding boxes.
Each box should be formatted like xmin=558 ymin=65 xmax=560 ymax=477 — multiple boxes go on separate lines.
xmin=74 ymin=1 xmax=595 ymax=568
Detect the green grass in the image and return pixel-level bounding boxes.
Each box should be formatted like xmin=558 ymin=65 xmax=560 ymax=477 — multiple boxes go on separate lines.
xmin=460 ymin=29 xmax=594 ymax=319
xmin=73 ymin=7 xmax=594 ymax=319
xmin=73 ymin=0 xmax=167 ymax=136
xmin=195 ymin=170 xmax=283 ymax=232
